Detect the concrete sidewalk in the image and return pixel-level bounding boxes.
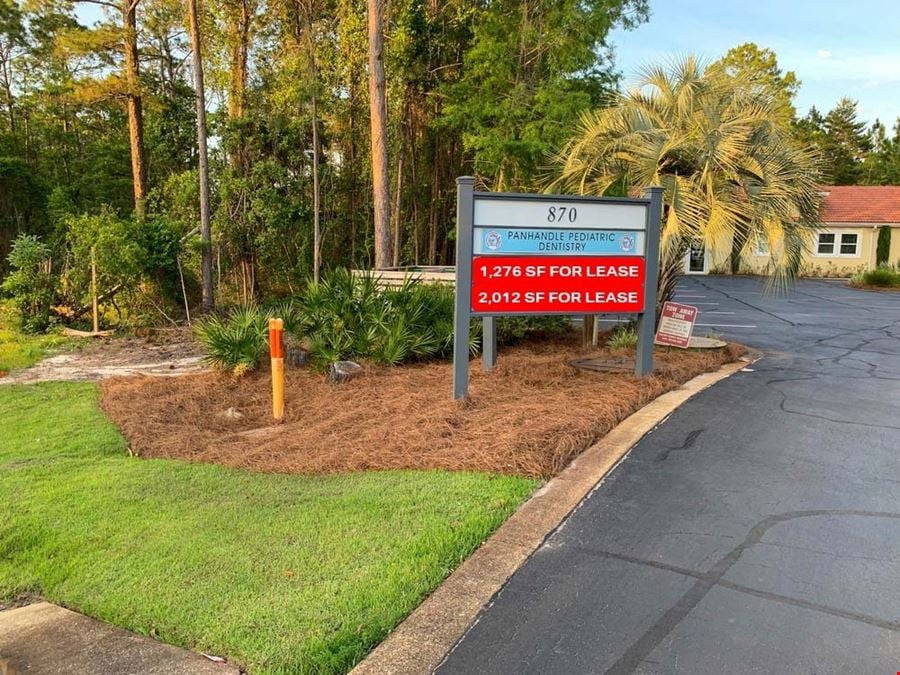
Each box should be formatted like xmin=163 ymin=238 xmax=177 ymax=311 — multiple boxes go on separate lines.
xmin=0 ymin=603 xmax=240 ymax=674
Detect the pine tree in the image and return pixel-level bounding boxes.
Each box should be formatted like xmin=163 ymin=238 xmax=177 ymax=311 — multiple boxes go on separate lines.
xmin=862 ymin=118 xmax=900 ymax=185
xmin=821 ymin=97 xmax=871 ymax=185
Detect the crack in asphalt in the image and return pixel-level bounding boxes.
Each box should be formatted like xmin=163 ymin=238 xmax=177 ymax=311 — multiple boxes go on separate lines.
xmin=787 ymin=286 xmax=877 ymax=312
xmin=763 ymin=374 xmax=900 ymax=431
xmin=602 ymin=511 xmax=900 ymax=675
xmin=655 ymin=429 xmax=705 ymax=462
xmin=692 ymin=279 xmax=797 ymax=326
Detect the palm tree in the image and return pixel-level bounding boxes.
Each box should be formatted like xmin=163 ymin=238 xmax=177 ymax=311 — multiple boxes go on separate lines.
xmin=553 ymin=56 xmax=823 ymax=310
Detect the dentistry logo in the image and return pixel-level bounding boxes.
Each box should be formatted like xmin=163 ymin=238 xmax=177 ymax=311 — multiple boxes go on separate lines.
xmin=620 ymin=234 xmax=635 ymax=252
xmin=485 ymin=230 xmax=503 ymax=251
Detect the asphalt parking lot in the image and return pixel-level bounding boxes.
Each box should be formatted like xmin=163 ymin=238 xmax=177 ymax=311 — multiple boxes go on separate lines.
xmin=439 ymin=275 xmax=900 ymax=675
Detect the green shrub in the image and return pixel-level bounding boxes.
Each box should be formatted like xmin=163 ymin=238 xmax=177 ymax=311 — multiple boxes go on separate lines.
xmin=299 ymin=269 xmax=459 ymax=368
xmin=855 ymin=264 xmax=900 ymax=288
xmin=496 ymin=315 xmax=571 ymax=345
xmin=63 ymin=208 xmax=144 ymax=308
xmin=607 ymin=325 xmax=638 ymax=349
xmin=196 ymin=270 xmax=576 ymax=373
xmin=1 ymin=234 xmax=57 ymax=332
xmin=264 ymin=297 xmax=303 ymax=335
xmin=876 ymin=226 xmax=892 ymax=266
xmin=194 ymin=304 xmax=270 ymax=375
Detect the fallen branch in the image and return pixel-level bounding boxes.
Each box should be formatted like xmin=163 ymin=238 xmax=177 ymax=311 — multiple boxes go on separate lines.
xmin=62 ymin=327 xmax=116 ymax=338
xmin=72 ymin=284 xmax=123 ymax=318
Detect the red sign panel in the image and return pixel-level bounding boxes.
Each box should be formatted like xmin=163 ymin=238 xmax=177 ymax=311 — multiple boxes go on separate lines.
xmin=471 ymin=256 xmax=645 ymax=314
xmin=655 ymin=301 xmax=698 ymax=348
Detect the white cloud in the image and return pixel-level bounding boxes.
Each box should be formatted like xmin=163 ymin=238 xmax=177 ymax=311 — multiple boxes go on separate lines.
xmin=816 ymin=49 xmax=832 ymax=59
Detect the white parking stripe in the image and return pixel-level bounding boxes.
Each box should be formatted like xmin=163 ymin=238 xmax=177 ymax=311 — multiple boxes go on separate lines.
xmin=700 ymin=311 xmax=735 ymax=315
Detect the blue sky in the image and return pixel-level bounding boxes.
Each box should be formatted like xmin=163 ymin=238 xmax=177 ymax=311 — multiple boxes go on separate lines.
xmin=608 ymin=0 xmax=900 ymax=126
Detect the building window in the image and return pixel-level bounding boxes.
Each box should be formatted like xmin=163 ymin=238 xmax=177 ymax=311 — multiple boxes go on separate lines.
xmin=817 ymin=233 xmax=835 ymax=255
xmin=816 ymin=232 xmax=860 ymax=256
xmin=755 ymin=238 xmax=770 ymax=256
xmin=839 ymin=233 xmax=859 ymax=255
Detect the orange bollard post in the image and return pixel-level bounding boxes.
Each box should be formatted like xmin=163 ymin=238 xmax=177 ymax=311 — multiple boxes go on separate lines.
xmin=269 ymin=318 xmax=285 ymax=421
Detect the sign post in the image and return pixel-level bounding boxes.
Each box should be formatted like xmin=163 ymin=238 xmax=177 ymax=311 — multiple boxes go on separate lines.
xmin=453 ymin=177 xmax=476 ymax=400
xmin=453 ymin=178 xmax=663 ymax=399
xmin=635 ymin=186 xmax=664 ymax=376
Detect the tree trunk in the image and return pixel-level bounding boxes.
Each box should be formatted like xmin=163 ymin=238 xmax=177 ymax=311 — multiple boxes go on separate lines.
xmin=428 ymin=153 xmax=439 ymax=264
xmin=409 ymin=107 xmax=419 ymax=265
xmin=122 ymin=0 xmax=148 ymax=217
xmin=367 ymin=0 xmax=392 ymax=269
xmin=729 ymin=229 xmax=748 ymax=275
xmin=656 ymin=239 xmax=688 ymax=329
xmin=299 ymin=0 xmax=322 ymax=283
xmin=60 ymin=105 xmax=71 ymax=182
xmin=346 ymin=65 xmax=362 ymax=267
xmin=311 ymin=91 xmax=321 ymax=282
xmin=227 ymin=0 xmax=251 ymax=121
xmin=226 ymin=0 xmax=256 ymax=297
xmin=392 ymin=151 xmax=403 ymax=267
xmin=1 ymin=61 xmax=14 ymax=138
xmin=188 ymin=0 xmax=214 ymax=311
xmin=348 ymin=71 xmax=358 ymax=266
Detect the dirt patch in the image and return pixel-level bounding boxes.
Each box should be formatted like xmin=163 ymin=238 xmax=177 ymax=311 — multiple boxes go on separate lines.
xmin=1 ymin=330 xmax=205 ymax=384
xmin=101 ymin=333 xmax=745 ymax=478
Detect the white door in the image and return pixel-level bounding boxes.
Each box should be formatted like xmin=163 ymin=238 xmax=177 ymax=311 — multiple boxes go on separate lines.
xmin=684 ymin=240 xmax=709 ymax=275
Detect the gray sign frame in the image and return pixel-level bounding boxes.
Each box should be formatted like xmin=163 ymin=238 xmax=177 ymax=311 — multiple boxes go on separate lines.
xmin=453 ymin=177 xmax=663 ymax=399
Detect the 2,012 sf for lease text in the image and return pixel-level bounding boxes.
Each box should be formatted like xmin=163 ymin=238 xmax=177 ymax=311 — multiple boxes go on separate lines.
xmin=471 ymin=256 xmax=645 ymax=314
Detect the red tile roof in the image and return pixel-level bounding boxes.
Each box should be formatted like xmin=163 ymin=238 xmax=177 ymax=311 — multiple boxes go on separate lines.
xmin=820 ymin=186 xmax=900 ymax=224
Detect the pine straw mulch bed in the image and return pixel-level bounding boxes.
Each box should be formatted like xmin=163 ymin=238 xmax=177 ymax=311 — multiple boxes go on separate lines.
xmin=100 ymin=333 xmax=746 ymax=479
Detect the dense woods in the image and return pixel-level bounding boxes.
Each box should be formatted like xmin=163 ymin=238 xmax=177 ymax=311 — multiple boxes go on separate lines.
xmin=0 ymin=0 xmax=649 ymax=309
xmin=1 ymin=0 xmax=898 ymax=327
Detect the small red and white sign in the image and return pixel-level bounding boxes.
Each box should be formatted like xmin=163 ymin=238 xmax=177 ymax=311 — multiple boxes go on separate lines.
xmin=655 ymin=301 xmax=698 ymax=348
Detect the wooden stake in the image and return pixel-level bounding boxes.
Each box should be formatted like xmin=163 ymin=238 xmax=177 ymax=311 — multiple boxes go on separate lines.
xmin=91 ymin=246 xmax=99 ymax=334
xmin=582 ymin=315 xmax=593 ymax=350
xmin=177 ymin=253 xmax=191 ymax=326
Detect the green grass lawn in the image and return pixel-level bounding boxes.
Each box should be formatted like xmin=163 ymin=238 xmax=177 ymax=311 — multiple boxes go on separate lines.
xmin=0 ymin=303 xmax=69 ymax=373
xmin=0 ymin=382 xmax=537 ymax=673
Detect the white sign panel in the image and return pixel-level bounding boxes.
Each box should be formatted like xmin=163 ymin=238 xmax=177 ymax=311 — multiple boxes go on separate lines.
xmin=474 ymin=198 xmax=648 ymax=231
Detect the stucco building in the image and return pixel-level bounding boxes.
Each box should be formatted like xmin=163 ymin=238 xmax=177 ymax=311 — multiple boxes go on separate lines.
xmin=685 ymin=186 xmax=900 ymax=277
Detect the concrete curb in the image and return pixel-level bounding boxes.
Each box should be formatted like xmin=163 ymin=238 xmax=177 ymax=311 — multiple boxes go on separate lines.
xmin=351 ymin=354 xmax=757 ymax=675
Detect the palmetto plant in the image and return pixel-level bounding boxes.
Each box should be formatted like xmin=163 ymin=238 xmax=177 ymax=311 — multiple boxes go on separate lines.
xmin=553 ymin=56 xmax=823 ymax=310
xmin=300 ymin=269 xmax=461 ymax=368
xmin=195 ymin=269 xmax=572 ymax=373
xmin=194 ymin=304 xmax=270 ymax=374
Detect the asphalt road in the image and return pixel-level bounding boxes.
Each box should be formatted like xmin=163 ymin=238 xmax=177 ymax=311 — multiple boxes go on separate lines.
xmin=437 ymin=276 xmax=900 ymax=675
